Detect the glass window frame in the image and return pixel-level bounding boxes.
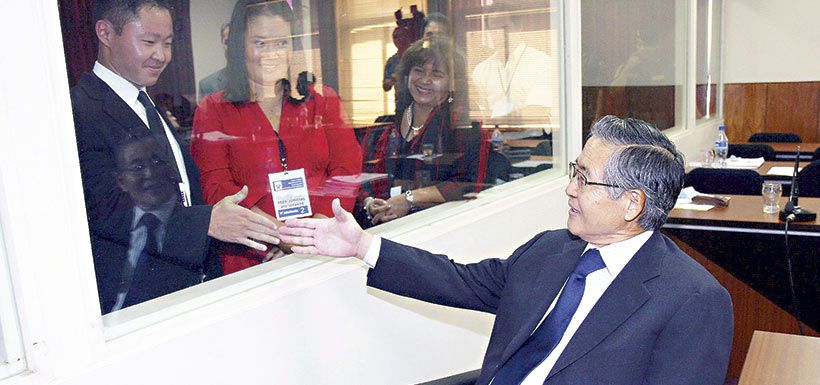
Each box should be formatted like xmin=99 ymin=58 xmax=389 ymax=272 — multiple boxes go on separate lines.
xmin=35 ymin=0 xmax=724 ymax=339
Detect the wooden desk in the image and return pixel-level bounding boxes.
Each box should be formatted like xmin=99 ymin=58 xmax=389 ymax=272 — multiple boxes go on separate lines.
xmin=664 ymin=196 xmax=819 ymax=376
xmin=751 ymin=142 xmax=820 ymax=161
xmin=506 ymin=139 xmax=544 ymax=148
xmin=667 ymin=195 xmax=820 ymax=233
xmin=686 ymin=161 xmax=799 ymax=183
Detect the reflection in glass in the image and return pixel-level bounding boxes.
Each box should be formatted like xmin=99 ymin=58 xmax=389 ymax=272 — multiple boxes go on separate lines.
xmin=58 ymin=0 xmax=565 ymax=314
xmin=582 ymin=0 xmax=682 ymax=134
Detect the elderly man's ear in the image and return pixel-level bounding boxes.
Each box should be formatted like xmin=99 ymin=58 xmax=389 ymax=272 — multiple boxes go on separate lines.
xmin=623 ymin=189 xmax=646 ymax=223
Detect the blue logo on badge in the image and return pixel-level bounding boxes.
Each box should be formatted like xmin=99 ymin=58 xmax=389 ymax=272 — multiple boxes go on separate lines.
xmin=278 ymin=205 xmax=309 ymax=217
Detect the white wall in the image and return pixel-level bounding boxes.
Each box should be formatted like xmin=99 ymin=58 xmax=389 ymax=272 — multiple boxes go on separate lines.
xmin=723 ymin=0 xmax=820 ymax=83
xmin=0 ymin=1 xmax=721 ymax=384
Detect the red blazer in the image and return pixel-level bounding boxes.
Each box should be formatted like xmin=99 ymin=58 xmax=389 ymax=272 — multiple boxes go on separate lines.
xmin=191 ymin=86 xmax=362 ymax=272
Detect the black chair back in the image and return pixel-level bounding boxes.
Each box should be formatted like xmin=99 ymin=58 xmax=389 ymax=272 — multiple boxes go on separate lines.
xmin=812 ymin=147 xmax=820 ymax=162
xmin=685 ymin=168 xmax=764 ymax=195
xmin=728 ymin=143 xmax=776 ymax=161
xmin=796 ymin=160 xmax=820 ymax=198
xmin=748 ymin=132 xmax=802 ymax=143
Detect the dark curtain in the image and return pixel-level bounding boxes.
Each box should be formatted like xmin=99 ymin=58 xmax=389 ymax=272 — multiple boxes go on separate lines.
xmin=58 ymin=0 xmax=97 ymax=87
xmin=150 ymin=0 xmax=195 ymax=126
xmin=57 ymin=0 xmax=195 ymax=126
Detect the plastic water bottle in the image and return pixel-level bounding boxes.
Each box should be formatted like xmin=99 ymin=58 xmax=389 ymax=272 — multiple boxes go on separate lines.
xmin=491 ymin=128 xmax=505 ymax=153
xmin=714 ymin=125 xmax=729 ymax=167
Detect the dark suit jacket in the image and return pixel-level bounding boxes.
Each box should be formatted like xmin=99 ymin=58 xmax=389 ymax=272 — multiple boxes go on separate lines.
xmin=368 ymin=230 xmax=733 ymax=385
xmin=198 ymin=67 xmax=226 ymax=101
xmin=71 ymin=72 xmax=219 ymax=313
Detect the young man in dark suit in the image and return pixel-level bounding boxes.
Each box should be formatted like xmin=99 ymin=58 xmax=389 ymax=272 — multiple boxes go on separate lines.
xmin=71 ymin=0 xmax=280 ymax=313
xmin=279 ymin=116 xmax=734 ymax=385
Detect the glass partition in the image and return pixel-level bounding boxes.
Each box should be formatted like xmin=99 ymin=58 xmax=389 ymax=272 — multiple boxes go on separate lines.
xmin=57 ymin=0 xmax=563 ymax=316
xmin=581 ymin=0 xmax=685 ymax=137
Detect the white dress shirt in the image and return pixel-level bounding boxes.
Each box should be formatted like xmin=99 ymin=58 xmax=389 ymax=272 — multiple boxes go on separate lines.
xmin=92 ymin=61 xmax=191 ymax=205
xmin=518 ymin=230 xmax=652 ymax=384
xmin=362 ymin=231 xmax=654 ymax=384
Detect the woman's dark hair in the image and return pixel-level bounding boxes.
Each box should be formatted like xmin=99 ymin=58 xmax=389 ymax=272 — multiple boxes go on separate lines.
xmin=223 ymin=0 xmax=298 ymax=104
xmin=395 ymin=37 xmax=454 ymax=117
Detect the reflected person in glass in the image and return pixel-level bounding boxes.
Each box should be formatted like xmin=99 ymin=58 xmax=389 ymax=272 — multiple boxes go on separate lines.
xmin=191 ymin=0 xmax=362 ymax=274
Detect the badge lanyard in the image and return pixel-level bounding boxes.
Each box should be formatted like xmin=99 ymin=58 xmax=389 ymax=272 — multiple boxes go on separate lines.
xmin=274 ymin=130 xmax=288 ymax=172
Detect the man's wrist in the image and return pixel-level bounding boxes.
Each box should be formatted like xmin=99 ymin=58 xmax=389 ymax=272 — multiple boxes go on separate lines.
xmin=360 ymin=235 xmax=381 ymax=268
xmin=356 ymin=231 xmax=375 ymax=260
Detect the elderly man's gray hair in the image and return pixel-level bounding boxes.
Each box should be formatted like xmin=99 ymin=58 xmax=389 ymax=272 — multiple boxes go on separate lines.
xmin=590 ymin=115 xmax=685 ymax=230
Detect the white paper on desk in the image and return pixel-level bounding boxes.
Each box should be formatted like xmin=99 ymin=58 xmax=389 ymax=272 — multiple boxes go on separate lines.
xmin=724 ymin=156 xmax=765 ymax=169
xmin=767 ymin=166 xmax=802 ymax=176
xmin=512 ymin=160 xmax=551 ymax=168
xmin=330 ymin=173 xmax=388 ymax=184
xmin=673 ymin=202 xmax=715 ymax=211
xmin=406 ymin=154 xmax=443 ymax=160
xmin=676 ymin=186 xmax=699 ymax=204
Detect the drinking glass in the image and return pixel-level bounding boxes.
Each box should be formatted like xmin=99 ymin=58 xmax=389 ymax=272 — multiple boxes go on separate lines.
xmin=761 ymin=182 xmax=783 ymax=214
xmin=701 ymin=149 xmax=716 ymax=168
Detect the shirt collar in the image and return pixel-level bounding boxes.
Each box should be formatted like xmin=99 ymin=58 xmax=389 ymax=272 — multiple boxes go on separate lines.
xmin=93 ymin=61 xmax=147 ymax=108
xmin=584 ymin=230 xmax=653 ymax=278
xmin=130 ymin=197 xmax=177 ymax=230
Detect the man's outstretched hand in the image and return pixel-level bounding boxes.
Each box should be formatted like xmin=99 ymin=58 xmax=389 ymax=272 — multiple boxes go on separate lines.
xmin=279 ymin=198 xmax=372 ymax=259
xmin=208 ymin=186 xmax=280 ymax=251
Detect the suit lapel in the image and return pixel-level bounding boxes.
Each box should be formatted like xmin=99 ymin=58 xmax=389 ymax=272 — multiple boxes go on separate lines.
xmin=80 ymin=73 xmax=150 ymax=138
xmin=545 ymin=232 xmax=664 ymax=381
xmin=495 ymin=239 xmax=587 ymax=371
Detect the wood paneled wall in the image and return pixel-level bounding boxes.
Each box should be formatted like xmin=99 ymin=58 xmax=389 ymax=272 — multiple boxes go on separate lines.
xmin=724 ymin=81 xmax=820 ymax=143
xmin=671 ymin=236 xmax=819 ymax=378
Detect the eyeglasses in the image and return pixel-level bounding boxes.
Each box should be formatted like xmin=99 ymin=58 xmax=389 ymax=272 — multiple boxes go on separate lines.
xmin=119 ymin=157 xmax=168 ymax=175
xmin=568 ymin=161 xmax=623 ymax=189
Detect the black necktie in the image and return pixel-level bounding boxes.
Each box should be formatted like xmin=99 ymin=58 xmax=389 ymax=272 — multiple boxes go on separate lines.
xmin=136 ymin=91 xmax=181 ymax=181
xmin=120 ymin=213 xmax=161 ymax=301
xmin=493 ymin=249 xmax=606 ymax=383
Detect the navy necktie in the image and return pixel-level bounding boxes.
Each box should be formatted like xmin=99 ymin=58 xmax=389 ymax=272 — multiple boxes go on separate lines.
xmin=136 ymin=91 xmax=181 ymax=180
xmin=493 ymin=248 xmax=606 ymax=384
xmin=120 ymin=213 xmax=161 ymax=299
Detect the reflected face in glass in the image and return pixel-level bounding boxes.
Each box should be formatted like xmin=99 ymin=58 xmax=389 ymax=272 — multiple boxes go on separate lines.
xmin=104 ymin=6 xmax=173 ymax=88
xmin=565 ymin=136 xmax=630 ymax=244
xmin=424 ymin=21 xmax=446 ymax=39
xmin=116 ymin=139 xmax=178 ymax=211
xmin=244 ymin=14 xmax=292 ymax=88
xmin=408 ymin=61 xmax=449 ymax=109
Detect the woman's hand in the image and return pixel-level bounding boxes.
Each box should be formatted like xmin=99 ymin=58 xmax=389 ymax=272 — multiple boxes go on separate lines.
xmin=262 ymin=245 xmax=287 ymax=262
xmin=368 ymin=195 xmax=410 ymax=224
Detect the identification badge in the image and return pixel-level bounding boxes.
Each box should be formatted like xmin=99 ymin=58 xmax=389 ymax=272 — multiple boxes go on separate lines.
xmin=178 ymin=182 xmax=191 ymax=207
xmin=268 ymin=168 xmax=312 ymax=220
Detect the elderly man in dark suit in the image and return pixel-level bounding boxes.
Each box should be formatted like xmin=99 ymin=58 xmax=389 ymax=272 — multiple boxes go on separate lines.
xmin=279 ymin=115 xmax=734 ymax=385
xmin=71 ymin=0 xmax=279 ymax=314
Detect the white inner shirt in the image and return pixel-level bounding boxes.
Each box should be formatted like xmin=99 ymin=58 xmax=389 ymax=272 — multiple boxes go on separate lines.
xmin=92 ymin=61 xmax=191 ymax=205
xmin=518 ymin=230 xmax=653 ymax=384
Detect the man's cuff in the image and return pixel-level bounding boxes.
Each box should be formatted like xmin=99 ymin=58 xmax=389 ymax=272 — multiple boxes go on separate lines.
xmin=361 ymin=235 xmax=382 ymax=268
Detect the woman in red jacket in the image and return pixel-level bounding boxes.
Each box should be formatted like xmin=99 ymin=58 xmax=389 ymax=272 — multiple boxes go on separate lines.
xmin=192 ymin=0 xmax=361 ymax=273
